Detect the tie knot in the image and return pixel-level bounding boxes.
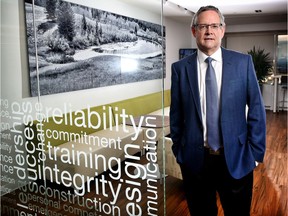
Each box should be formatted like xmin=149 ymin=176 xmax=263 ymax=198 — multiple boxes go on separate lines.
xmin=205 ymin=57 xmax=213 ymax=64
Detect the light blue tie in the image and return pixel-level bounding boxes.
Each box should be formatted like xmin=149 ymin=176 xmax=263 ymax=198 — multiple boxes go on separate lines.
xmin=205 ymin=57 xmax=221 ymax=151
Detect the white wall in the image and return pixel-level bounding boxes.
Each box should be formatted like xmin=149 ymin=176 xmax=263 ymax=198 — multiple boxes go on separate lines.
xmin=226 ymin=22 xmax=287 ymax=33
xmin=225 ymin=22 xmax=287 ymax=58
xmin=226 ymin=34 xmax=275 ymax=56
xmin=164 ymin=18 xmax=193 ymax=90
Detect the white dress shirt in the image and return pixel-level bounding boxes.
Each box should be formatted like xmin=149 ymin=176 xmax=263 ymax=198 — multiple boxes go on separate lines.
xmin=197 ymin=48 xmax=223 ymax=146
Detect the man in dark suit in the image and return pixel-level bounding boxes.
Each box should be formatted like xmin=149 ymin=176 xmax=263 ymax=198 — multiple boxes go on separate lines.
xmin=170 ymin=5 xmax=266 ymax=216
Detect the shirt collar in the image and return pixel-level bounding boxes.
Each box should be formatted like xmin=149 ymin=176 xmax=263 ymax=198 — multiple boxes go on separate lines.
xmin=197 ymin=48 xmax=222 ymax=63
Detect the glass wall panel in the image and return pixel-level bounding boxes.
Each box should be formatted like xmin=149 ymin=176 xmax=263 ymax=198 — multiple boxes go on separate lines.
xmin=1 ymin=0 xmax=167 ymax=215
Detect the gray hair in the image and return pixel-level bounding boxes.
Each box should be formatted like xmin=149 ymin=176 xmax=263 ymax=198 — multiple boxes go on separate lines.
xmin=191 ymin=5 xmax=225 ymax=27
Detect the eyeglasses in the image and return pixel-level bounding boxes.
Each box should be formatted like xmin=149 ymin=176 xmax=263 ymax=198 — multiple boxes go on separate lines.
xmin=195 ymin=23 xmax=223 ymax=31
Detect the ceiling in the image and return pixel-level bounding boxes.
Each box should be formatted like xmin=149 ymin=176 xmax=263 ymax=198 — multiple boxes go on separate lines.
xmin=119 ymin=0 xmax=287 ymax=25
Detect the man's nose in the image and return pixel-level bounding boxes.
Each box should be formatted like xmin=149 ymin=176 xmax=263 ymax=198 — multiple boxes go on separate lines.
xmin=205 ymin=30 xmax=212 ymax=35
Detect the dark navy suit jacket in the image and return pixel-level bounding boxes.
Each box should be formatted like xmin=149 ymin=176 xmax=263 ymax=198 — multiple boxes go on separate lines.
xmin=170 ymin=47 xmax=266 ymax=179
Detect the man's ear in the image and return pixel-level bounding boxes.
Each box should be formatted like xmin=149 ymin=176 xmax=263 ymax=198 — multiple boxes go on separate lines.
xmin=220 ymin=26 xmax=226 ymax=38
xmin=192 ymin=27 xmax=196 ymax=37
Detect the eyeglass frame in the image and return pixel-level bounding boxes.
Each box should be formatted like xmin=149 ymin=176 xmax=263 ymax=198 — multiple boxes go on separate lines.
xmin=194 ymin=23 xmax=224 ymax=31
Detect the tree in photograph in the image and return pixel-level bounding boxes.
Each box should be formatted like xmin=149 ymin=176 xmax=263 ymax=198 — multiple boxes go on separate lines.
xmin=134 ymin=26 xmax=138 ymax=35
xmin=46 ymin=0 xmax=57 ymax=20
xmin=82 ymin=14 xmax=87 ymax=35
xmin=57 ymin=2 xmax=75 ymax=42
xmin=35 ymin=0 xmax=46 ymax=7
xmin=95 ymin=20 xmax=103 ymax=45
xmin=92 ymin=8 xmax=100 ymax=20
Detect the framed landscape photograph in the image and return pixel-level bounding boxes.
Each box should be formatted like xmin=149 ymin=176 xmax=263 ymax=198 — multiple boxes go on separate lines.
xmin=24 ymin=0 xmax=165 ymax=96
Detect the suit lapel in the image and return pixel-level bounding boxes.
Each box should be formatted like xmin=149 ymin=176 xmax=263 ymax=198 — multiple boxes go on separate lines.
xmin=185 ymin=54 xmax=202 ymax=122
xmin=221 ymin=48 xmax=234 ymax=113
